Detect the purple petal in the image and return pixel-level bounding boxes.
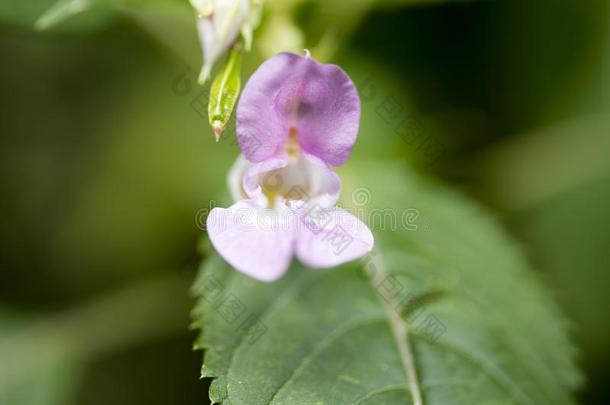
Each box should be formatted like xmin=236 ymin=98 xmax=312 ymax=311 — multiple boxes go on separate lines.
xmin=207 ymin=200 xmax=296 ymax=281
xmin=295 ymin=207 xmax=374 ymax=268
xmin=237 ymin=52 xmax=360 ymax=166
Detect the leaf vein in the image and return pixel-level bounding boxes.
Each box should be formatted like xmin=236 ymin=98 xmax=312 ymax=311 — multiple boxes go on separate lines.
xmin=268 ymin=313 xmax=386 ymax=404
xmin=351 ymin=384 xmax=411 ymax=404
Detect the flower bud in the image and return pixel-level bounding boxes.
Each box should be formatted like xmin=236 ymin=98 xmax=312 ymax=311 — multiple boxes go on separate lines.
xmin=208 ymin=48 xmax=242 ymax=141
xmin=193 ymin=0 xmax=250 ymax=84
xmin=189 ymin=0 xmax=214 ymax=17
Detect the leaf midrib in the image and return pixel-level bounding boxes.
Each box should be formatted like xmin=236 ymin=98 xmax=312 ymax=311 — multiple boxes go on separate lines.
xmin=222 ymin=254 xmax=425 ymax=405
xmin=367 ymin=253 xmax=424 ymax=405
xmin=221 ymin=260 xmax=422 ymax=404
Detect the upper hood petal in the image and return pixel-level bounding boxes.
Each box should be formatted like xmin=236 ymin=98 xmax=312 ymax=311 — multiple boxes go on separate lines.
xmin=236 ymin=52 xmax=361 ymax=166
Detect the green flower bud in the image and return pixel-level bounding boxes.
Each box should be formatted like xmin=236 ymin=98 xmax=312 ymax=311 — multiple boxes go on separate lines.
xmin=208 ymin=48 xmax=242 ymax=142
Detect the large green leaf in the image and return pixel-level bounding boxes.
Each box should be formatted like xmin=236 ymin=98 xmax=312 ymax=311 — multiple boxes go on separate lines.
xmin=192 ymin=161 xmax=581 ymax=404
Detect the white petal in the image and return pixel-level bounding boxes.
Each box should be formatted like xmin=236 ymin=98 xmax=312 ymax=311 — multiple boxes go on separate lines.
xmin=227 ymin=155 xmax=251 ymax=202
xmin=295 ymin=207 xmax=374 ymax=268
xmin=207 ymin=200 xmax=297 ymax=282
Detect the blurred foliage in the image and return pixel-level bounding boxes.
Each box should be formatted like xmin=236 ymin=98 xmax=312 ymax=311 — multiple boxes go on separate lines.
xmin=474 ymin=113 xmax=610 ymax=402
xmin=0 ymin=310 xmax=82 ymax=405
xmin=0 ymin=0 xmax=609 ymax=403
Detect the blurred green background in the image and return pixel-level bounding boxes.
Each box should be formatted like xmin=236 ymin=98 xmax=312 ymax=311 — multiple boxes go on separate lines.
xmin=1 ymin=0 xmax=608 ymax=403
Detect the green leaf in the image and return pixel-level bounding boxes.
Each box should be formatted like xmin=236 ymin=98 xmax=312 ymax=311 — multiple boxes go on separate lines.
xmin=192 ymin=161 xmax=582 ymax=404
xmin=208 ymin=48 xmax=242 ymax=141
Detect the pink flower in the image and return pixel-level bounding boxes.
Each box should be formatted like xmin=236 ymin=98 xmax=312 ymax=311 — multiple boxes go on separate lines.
xmin=206 ymin=52 xmax=374 ymax=281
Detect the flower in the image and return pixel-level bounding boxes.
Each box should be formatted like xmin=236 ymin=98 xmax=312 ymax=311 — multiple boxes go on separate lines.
xmin=206 ymin=52 xmax=374 ymax=281
xmin=192 ymin=0 xmax=250 ymax=84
